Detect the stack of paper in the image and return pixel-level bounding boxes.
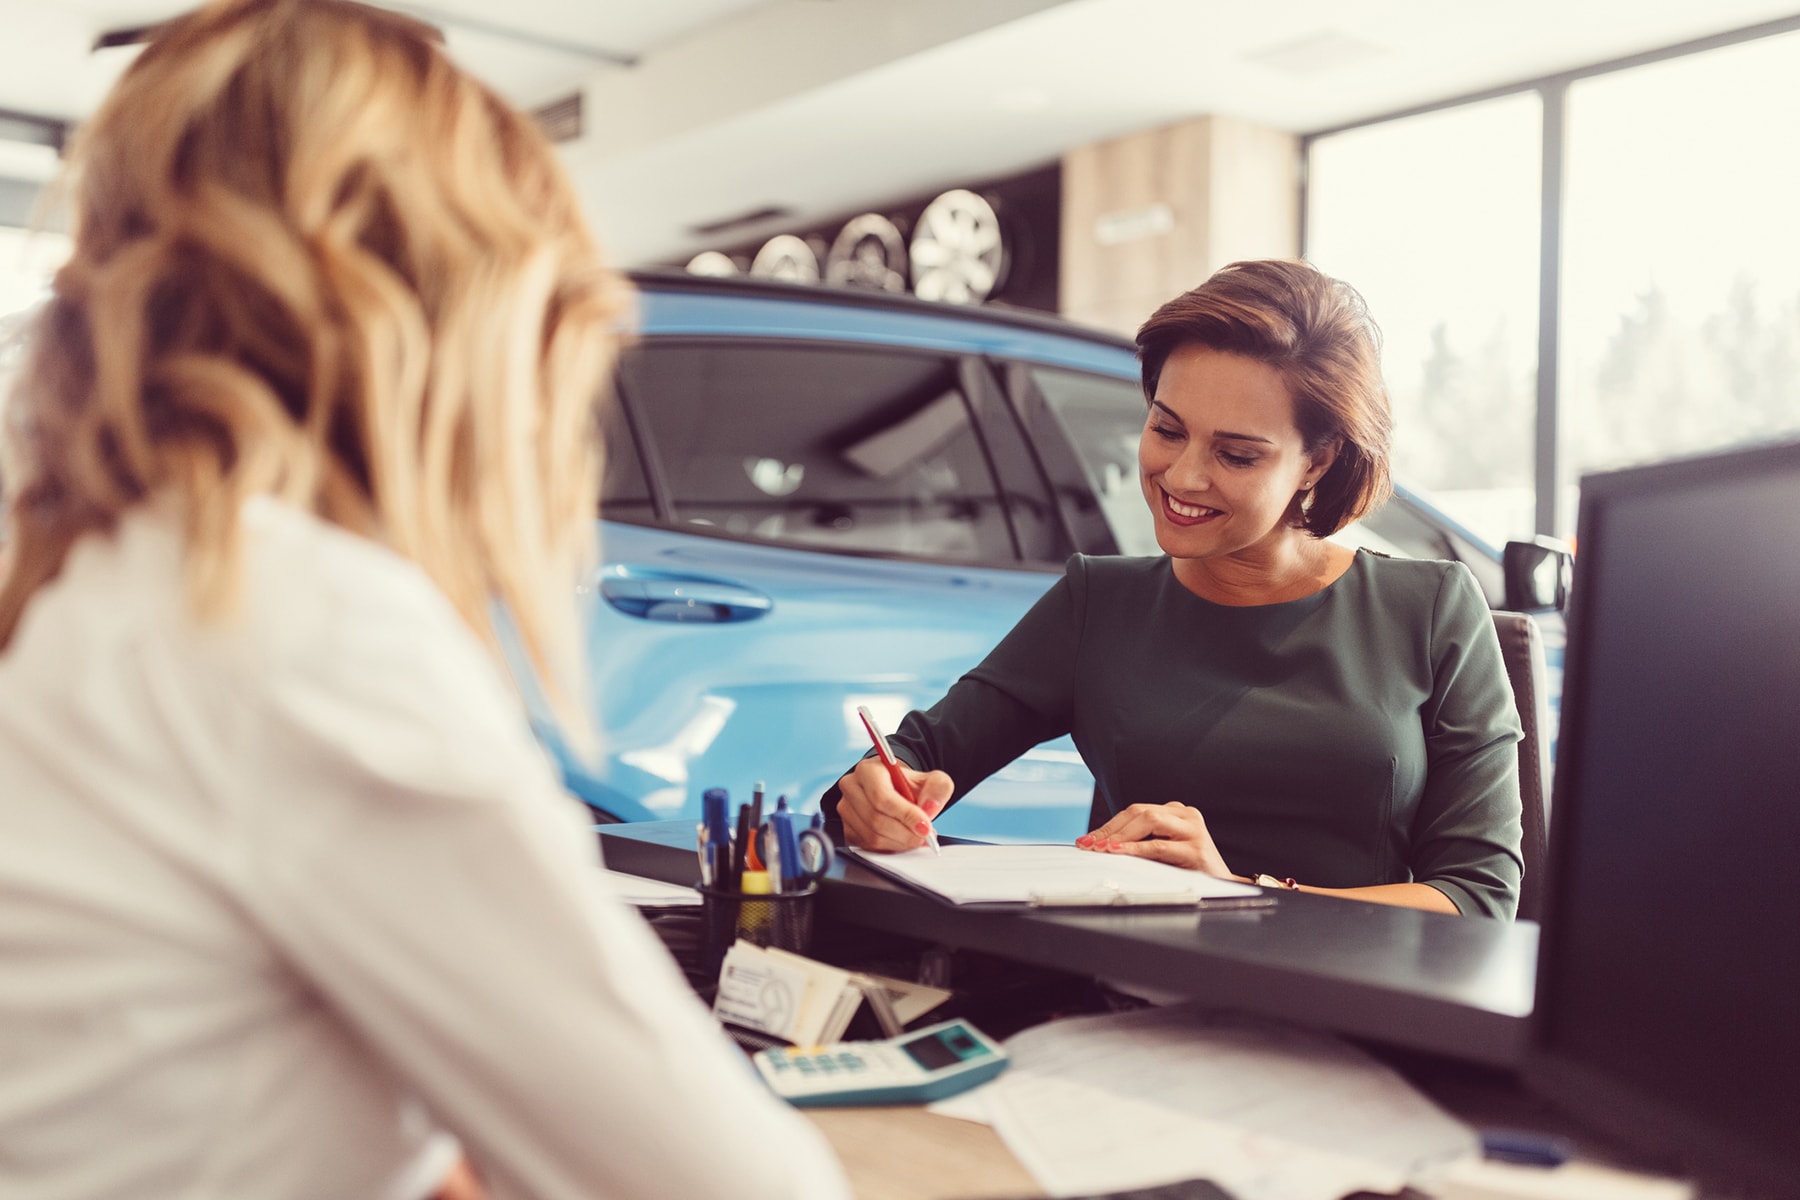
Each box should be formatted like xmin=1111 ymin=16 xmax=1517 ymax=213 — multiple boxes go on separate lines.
xmin=931 ymin=1005 xmax=1478 ymax=1200
xmin=601 ymin=869 xmax=702 ymax=908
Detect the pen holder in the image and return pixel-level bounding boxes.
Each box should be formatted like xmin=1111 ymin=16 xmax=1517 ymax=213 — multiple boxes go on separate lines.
xmin=697 ymin=881 xmax=818 ymax=986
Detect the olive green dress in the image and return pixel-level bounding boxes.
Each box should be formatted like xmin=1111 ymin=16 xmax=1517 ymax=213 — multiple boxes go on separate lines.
xmin=829 ymin=551 xmax=1525 ymax=919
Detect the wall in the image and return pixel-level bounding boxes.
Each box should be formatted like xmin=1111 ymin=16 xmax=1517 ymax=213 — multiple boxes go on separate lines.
xmin=1060 ymin=115 xmax=1300 ymax=337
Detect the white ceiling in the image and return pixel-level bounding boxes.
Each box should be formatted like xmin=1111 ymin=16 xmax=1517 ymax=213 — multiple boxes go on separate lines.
xmin=2 ymin=0 xmax=1797 ymax=265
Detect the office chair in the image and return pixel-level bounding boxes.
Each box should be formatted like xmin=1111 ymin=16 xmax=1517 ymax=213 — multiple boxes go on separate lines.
xmin=1085 ymin=610 xmax=1554 ymax=922
xmin=1491 ymin=610 xmax=1553 ymax=922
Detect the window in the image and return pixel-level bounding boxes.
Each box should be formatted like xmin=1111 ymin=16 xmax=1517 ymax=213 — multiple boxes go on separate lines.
xmin=0 ymin=226 xmax=65 ymax=320
xmin=1 ymin=228 xmax=69 ymax=528
xmin=1306 ymin=20 xmax=1800 ymax=543
xmin=1561 ymin=31 xmax=1800 ymax=492
xmin=0 ymin=226 xmax=69 ymax=394
xmin=615 ymin=342 xmax=1016 ymax=563
xmin=1024 ymin=365 xmax=1160 ymax=556
xmin=597 ymin=384 xmax=656 ymax=525
xmin=1306 ymin=94 xmax=1543 ymax=548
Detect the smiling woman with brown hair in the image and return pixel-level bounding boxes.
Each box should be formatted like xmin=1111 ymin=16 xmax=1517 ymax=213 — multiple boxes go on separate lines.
xmin=828 ymin=259 xmax=1524 ymax=920
xmin=0 ymin=3 xmax=847 ymax=1198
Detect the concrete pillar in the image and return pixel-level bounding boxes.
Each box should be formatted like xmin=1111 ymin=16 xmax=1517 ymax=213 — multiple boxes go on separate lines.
xmin=1060 ymin=115 xmax=1300 ymax=337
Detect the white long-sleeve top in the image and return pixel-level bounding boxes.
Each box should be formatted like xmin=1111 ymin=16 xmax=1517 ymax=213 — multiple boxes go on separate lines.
xmin=0 ymin=497 xmax=851 ymax=1200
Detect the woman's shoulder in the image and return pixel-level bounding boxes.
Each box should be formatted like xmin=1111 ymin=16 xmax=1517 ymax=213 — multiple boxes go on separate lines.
xmin=238 ymin=498 xmax=499 ymax=683
xmin=1349 ymin=549 xmax=1478 ymax=599
xmin=1346 ymin=552 xmax=1492 ymax=644
xmin=243 ymin=499 xmax=447 ymax=623
xmin=1063 ymin=552 xmax=1168 ymax=587
xmin=1056 ymin=552 xmax=1173 ymax=612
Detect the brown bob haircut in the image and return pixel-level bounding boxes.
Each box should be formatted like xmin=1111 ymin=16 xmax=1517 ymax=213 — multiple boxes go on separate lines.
xmin=1135 ymin=259 xmax=1393 ymax=538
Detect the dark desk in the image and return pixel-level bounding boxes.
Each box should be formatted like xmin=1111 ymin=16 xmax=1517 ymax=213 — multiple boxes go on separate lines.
xmin=600 ymin=820 xmax=1536 ymax=1068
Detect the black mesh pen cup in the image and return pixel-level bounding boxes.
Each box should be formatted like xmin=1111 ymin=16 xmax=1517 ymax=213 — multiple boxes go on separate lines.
xmin=697 ymin=881 xmax=818 ymax=985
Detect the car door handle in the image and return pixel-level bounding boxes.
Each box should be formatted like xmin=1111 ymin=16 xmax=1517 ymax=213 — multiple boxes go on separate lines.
xmin=598 ymin=571 xmax=773 ymax=624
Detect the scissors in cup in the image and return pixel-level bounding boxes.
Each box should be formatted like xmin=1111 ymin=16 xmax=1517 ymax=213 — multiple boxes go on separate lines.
xmin=760 ymin=801 xmax=834 ymax=891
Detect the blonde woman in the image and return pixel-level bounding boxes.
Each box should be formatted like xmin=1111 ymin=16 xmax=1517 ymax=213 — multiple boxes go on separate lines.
xmin=0 ymin=3 xmax=848 ymax=1199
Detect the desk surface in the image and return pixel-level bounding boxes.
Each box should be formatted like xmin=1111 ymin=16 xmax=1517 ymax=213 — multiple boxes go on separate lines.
xmin=600 ymin=821 xmax=1537 ymax=1067
xmin=805 ymin=1107 xmax=1042 ymax=1200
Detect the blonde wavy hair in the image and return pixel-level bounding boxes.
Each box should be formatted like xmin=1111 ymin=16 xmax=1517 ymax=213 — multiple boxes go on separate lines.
xmin=0 ymin=0 xmax=625 ymax=726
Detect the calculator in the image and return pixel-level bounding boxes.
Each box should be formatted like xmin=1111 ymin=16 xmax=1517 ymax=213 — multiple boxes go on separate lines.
xmin=751 ymin=1018 xmax=1008 ymax=1107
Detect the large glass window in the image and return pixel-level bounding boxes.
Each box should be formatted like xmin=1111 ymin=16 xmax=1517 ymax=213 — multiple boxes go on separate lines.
xmin=1561 ymin=32 xmax=1800 ymax=494
xmin=615 ymin=342 xmax=1017 ymax=563
xmin=1 ymin=228 xmax=68 ymax=516
xmin=1305 ymin=94 xmax=1542 ymax=546
xmin=0 ymin=226 xmax=68 ymax=382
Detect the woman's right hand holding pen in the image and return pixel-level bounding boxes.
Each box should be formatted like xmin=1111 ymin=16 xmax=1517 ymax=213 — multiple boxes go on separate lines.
xmin=837 ymin=757 xmax=953 ymax=852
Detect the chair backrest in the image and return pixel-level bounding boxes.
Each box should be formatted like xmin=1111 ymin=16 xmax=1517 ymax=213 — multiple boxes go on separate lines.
xmin=1491 ymin=609 xmax=1553 ymax=922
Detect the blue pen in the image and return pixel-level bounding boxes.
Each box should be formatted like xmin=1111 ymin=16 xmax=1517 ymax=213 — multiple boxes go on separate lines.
xmin=702 ymin=788 xmax=731 ymax=890
xmin=1480 ymin=1129 xmax=1574 ymax=1167
xmin=771 ymin=796 xmax=801 ymax=889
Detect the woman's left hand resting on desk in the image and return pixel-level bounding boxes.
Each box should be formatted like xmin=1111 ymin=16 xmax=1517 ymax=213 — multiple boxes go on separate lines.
xmin=1076 ymin=802 xmax=1233 ymax=876
xmin=1079 ymin=803 xmax=1458 ymax=913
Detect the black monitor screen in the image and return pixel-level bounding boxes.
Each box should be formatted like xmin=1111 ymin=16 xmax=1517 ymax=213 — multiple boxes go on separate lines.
xmin=1527 ymin=439 xmax=1800 ymax=1196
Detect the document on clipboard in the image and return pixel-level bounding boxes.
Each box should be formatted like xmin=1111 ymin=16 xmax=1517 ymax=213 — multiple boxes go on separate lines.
xmin=841 ymin=844 xmax=1262 ymax=908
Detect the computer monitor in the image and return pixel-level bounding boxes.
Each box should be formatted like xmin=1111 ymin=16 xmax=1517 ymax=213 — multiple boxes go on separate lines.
xmin=1525 ymin=438 xmax=1800 ymax=1196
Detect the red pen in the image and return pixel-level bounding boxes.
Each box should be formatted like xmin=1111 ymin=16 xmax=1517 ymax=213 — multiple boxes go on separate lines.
xmin=856 ymin=705 xmax=940 ymax=855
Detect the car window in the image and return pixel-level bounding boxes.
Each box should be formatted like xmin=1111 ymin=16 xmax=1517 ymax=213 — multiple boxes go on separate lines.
xmin=1345 ymin=501 xmax=1451 ymax=561
xmin=616 ymin=341 xmax=1016 ymax=563
xmin=1021 ymin=366 xmax=1161 ymax=556
xmin=1350 ymin=499 xmax=1505 ymax=605
xmin=598 ymin=384 xmax=657 ymax=524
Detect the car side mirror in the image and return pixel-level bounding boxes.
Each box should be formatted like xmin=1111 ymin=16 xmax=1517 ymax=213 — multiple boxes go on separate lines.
xmin=1503 ymin=536 xmax=1574 ymax=613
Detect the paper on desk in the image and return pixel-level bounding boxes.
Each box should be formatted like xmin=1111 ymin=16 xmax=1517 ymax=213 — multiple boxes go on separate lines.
xmin=714 ymin=942 xmax=811 ymax=1039
xmin=849 ymin=844 xmax=1259 ymax=906
xmin=860 ymin=970 xmax=954 ymax=1028
xmin=1437 ymin=1157 xmax=1695 ymax=1200
xmin=601 ymin=870 xmax=701 ymax=908
xmin=927 ymin=1087 xmax=995 ymax=1125
xmin=946 ymin=1005 xmax=1476 ymax=1200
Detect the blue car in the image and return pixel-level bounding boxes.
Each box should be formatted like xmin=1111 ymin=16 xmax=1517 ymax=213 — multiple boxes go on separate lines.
xmin=546 ymin=271 xmax=1558 ymax=843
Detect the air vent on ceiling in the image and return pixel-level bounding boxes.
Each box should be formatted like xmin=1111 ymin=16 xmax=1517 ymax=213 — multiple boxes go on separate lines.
xmin=1244 ymin=31 xmax=1385 ymax=76
xmin=532 ymin=92 xmax=583 ymax=143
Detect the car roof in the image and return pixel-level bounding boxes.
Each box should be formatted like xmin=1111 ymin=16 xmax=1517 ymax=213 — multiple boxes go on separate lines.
xmin=625 ymin=268 xmax=1141 ymax=378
